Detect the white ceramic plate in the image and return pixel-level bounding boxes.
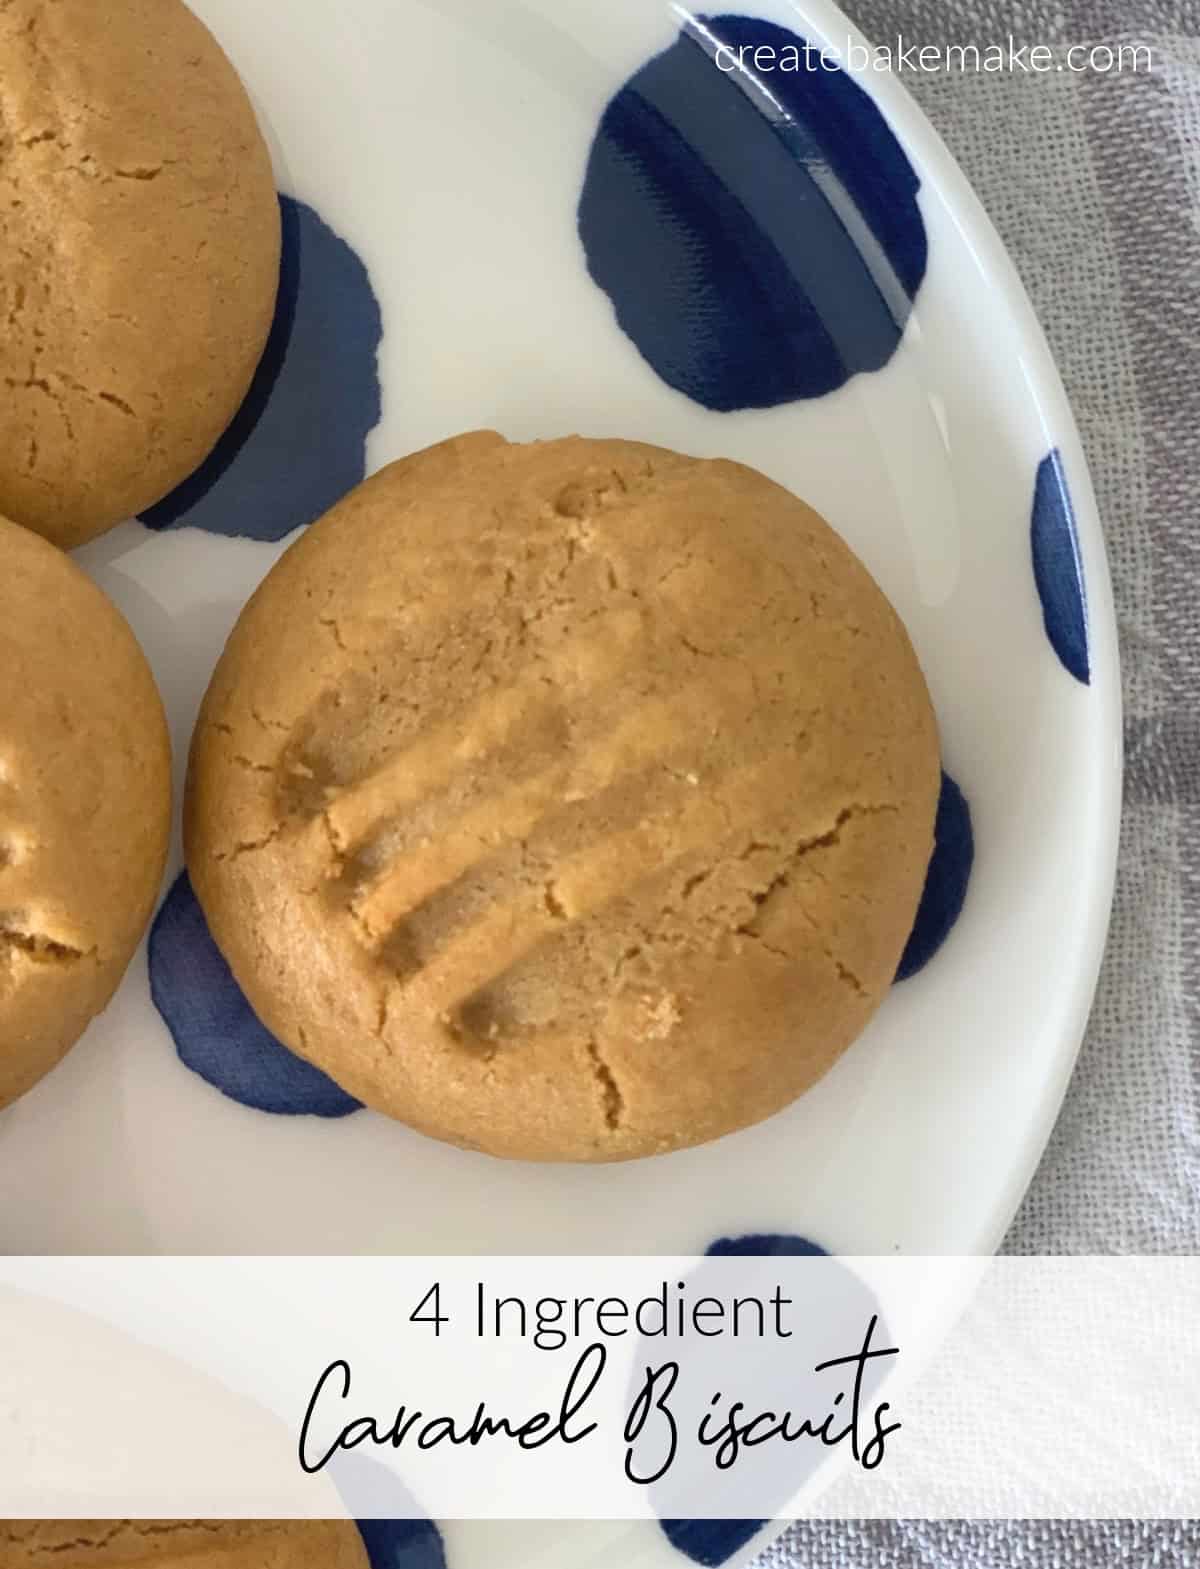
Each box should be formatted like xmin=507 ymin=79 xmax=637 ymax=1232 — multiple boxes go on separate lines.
xmin=1 ymin=0 xmax=1119 ymax=1557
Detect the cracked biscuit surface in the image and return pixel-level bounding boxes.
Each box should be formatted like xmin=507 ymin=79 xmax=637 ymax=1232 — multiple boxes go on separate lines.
xmin=187 ymin=433 xmax=940 ymax=1161
xmin=0 ymin=516 xmax=171 ymax=1109
xmin=0 ymin=1523 xmax=368 ymax=1569
xmin=0 ymin=0 xmax=280 ymax=548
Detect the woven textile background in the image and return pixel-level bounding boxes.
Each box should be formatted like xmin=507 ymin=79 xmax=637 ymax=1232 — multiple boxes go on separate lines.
xmin=764 ymin=0 xmax=1200 ymax=1561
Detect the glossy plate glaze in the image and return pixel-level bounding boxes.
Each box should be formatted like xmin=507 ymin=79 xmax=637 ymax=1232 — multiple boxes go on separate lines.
xmin=0 ymin=0 xmax=1119 ymax=1562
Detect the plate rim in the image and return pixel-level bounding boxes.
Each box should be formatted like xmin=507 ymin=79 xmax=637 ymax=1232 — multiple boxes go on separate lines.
xmin=796 ymin=0 xmax=1124 ymax=1257
xmin=667 ymin=0 xmax=1124 ymax=1558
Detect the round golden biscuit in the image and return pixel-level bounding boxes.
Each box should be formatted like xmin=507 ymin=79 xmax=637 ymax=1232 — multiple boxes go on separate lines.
xmin=0 ymin=1523 xmax=368 ymax=1569
xmin=187 ymin=433 xmax=940 ymax=1161
xmin=0 ymin=516 xmax=172 ymax=1110
xmin=0 ymin=0 xmax=281 ymax=549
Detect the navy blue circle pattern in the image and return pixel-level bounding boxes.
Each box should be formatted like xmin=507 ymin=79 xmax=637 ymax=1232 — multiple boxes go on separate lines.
xmin=1031 ymin=448 xmax=1090 ymax=685
xmin=578 ymin=14 xmax=927 ymax=411
xmin=706 ymin=1234 xmax=826 ymax=1259
xmin=355 ymin=1521 xmax=446 ymax=1569
xmin=896 ymin=771 xmax=974 ymax=983
xmin=330 ymin=1454 xmax=446 ymax=1567
xmin=661 ymin=1235 xmax=826 ymax=1568
xmin=656 ymin=1233 xmax=896 ymax=1568
xmin=140 ymin=195 xmax=382 ymax=541
xmin=149 ymin=872 xmax=362 ymax=1118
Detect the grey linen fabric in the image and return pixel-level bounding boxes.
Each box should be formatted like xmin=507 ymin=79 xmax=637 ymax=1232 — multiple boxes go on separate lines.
xmin=760 ymin=0 xmax=1200 ymax=1560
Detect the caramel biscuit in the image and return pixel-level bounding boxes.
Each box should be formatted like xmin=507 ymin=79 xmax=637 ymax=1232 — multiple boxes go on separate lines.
xmin=187 ymin=433 xmax=940 ymax=1161
xmin=0 ymin=1523 xmax=368 ymax=1569
xmin=0 ymin=0 xmax=280 ymax=548
xmin=1 ymin=516 xmax=171 ymax=1109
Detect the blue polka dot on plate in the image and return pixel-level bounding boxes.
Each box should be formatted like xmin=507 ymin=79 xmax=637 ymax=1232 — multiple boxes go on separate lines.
xmin=578 ymin=13 xmax=927 ymax=412
xmin=660 ymin=1234 xmax=887 ymax=1568
xmin=149 ymin=871 xmax=362 ymax=1118
xmin=331 ymin=1453 xmax=448 ymax=1569
xmin=896 ymin=770 xmax=974 ymax=982
xmin=1031 ymin=447 xmax=1090 ymax=685
xmin=140 ymin=195 xmax=382 ymax=541
xmin=705 ymin=1233 xmax=827 ymax=1260
xmin=355 ymin=1520 xmax=447 ymax=1569
xmin=659 ymin=1517 xmax=764 ymax=1569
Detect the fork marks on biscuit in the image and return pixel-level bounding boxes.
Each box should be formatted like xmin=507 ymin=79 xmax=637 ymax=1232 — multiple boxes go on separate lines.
xmin=246 ymin=554 xmax=869 ymax=1067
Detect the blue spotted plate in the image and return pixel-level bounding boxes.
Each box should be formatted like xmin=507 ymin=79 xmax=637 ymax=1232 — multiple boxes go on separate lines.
xmin=0 ymin=0 xmax=1119 ymax=1560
